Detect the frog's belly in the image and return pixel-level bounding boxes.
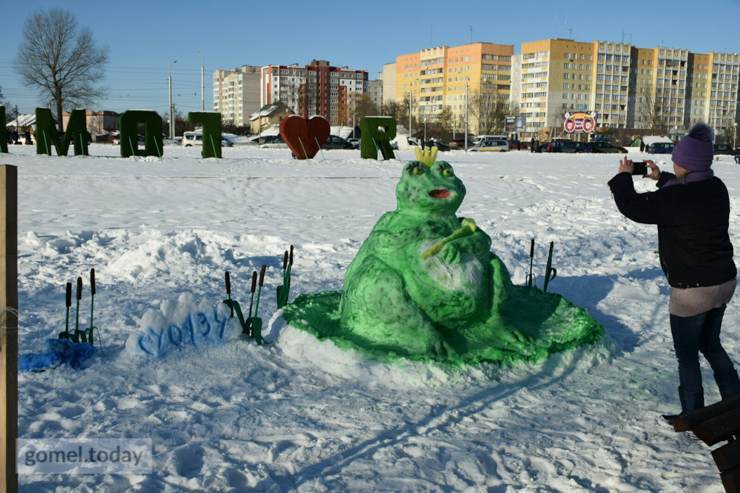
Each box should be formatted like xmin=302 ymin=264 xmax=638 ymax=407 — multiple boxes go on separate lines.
xmin=408 ymin=252 xmax=490 ymax=324
xmin=424 ymin=252 xmax=486 ymax=294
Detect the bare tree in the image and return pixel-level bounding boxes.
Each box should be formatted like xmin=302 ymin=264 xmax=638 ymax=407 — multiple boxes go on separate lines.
xmin=15 ymin=9 xmax=108 ymax=133
xmin=469 ymin=91 xmax=508 ymax=135
xmin=638 ymin=91 xmax=669 ymax=134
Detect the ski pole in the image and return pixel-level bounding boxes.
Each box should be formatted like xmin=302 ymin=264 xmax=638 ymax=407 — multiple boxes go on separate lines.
xmin=225 ymin=271 xmax=233 ymax=318
xmin=543 ymin=241 xmax=558 ymax=293
xmin=88 ymin=268 xmax=96 ymax=345
xmin=527 ymin=238 xmax=535 ymax=288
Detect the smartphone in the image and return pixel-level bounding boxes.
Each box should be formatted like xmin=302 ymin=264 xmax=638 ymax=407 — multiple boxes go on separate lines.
xmin=632 ymin=161 xmax=648 ymax=176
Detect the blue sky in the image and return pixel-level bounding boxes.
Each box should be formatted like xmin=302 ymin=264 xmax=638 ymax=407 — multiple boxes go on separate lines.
xmin=2 ymin=0 xmax=740 ymax=116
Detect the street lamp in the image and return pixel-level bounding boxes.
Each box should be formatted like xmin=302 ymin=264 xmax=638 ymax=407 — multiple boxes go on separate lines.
xmin=734 ymin=122 xmax=738 ymax=150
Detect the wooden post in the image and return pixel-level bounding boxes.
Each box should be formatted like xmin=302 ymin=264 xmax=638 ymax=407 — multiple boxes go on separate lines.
xmin=0 ymin=165 xmax=18 ymax=493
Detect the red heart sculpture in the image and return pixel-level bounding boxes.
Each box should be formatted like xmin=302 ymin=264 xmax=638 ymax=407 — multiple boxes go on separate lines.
xmin=279 ymin=115 xmax=330 ymax=159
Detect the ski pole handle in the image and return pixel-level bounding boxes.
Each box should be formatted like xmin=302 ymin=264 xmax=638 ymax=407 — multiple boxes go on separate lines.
xmin=76 ymin=277 xmax=83 ymax=300
xmin=66 ymin=282 xmax=72 ymax=307
xmin=259 ymin=265 xmax=266 ymax=287
xmin=529 ymin=238 xmax=535 ymax=259
xmin=225 ymin=271 xmax=231 ymax=296
xmin=289 ymin=245 xmax=294 ymax=266
xmin=251 ymin=271 xmax=257 ymax=294
xmin=90 ymin=268 xmax=96 ymax=296
xmin=282 ymin=251 xmax=288 ymax=270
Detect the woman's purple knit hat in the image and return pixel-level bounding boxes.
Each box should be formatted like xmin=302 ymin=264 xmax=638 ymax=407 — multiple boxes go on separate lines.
xmin=672 ymin=123 xmax=714 ymax=171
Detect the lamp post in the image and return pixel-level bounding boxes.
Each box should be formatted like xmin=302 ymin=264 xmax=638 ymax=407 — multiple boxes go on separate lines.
xmin=733 ymin=122 xmax=737 ymax=150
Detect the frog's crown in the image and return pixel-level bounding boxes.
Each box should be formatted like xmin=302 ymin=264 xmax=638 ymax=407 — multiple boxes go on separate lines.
xmin=414 ymin=146 xmax=438 ymax=167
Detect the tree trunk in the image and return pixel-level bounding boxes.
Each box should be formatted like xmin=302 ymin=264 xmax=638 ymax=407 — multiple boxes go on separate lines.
xmin=55 ymin=89 xmax=64 ymax=134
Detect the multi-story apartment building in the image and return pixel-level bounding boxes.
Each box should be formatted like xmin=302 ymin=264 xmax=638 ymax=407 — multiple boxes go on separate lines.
xmin=212 ymin=65 xmax=261 ymax=127
xmin=520 ymin=38 xmax=594 ymax=136
xmin=368 ymin=79 xmax=383 ymax=111
xmin=390 ymin=42 xmax=515 ymax=134
xmin=519 ymin=38 xmax=740 ymax=139
xmin=260 ymin=60 xmax=368 ymax=126
xmin=381 ymin=63 xmax=396 ymax=105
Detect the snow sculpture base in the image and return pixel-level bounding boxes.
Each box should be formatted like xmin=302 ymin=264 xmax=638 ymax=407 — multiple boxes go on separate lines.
xmin=282 ymin=277 xmax=603 ymax=366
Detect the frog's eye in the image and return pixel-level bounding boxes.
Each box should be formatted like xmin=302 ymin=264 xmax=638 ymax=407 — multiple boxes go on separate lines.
xmin=406 ymin=162 xmax=425 ymax=176
xmin=441 ymin=167 xmax=453 ymax=177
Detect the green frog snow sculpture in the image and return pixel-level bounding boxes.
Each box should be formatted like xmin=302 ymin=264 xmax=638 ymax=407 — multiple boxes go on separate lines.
xmin=281 ymin=148 xmax=603 ymax=365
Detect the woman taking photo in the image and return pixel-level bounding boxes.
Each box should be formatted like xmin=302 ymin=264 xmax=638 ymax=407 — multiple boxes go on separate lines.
xmin=608 ymin=123 xmax=739 ymax=417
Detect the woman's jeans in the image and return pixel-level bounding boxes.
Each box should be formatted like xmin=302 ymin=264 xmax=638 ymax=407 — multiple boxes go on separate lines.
xmin=670 ymin=305 xmax=740 ymax=413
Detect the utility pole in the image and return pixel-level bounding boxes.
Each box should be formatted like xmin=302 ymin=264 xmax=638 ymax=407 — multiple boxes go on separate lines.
xmin=200 ymin=63 xmax=205 ymax=112
xmin=423 ymin=114 xmax=427 ymax=143
xmin=734 ymin=122 xmax=737 ymax=150
xmin=168 ymin=74 xmax=175 ymax=139
xmin=408 ymin=93 xmax=413 ymax=138
xmin=464 ymin=81 xmax=469 ymax=151
xmin=168 ymin=60 xmax=177 ymax=140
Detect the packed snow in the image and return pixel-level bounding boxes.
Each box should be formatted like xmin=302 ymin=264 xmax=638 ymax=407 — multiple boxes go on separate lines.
xmin=5 ymin=143 xmax=739 ymax=492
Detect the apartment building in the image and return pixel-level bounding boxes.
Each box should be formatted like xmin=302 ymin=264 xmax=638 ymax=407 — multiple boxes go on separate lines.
xmin=519 ymin=38 xmax=740 ymax=138
xmin=212 ymin=65 xmax=261 ymax=127
xmin=260 ymin=60 xmax=368 ymax=126
xmin=520 ymin=38 xmax=595 ymax=137
xmin=391 ymin=42 xmax=515 ymax=133
xmin=381 ymin=63 xmax=396 ymax=104
xmin=368 ymin=79 xmax=383 ymax=110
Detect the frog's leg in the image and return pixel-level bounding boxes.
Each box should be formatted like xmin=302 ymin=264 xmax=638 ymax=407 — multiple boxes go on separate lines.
xmin=447 ymin=253 xmax=535 ymax=361
xmin=340 ymin=255 xmax=445 ymax=357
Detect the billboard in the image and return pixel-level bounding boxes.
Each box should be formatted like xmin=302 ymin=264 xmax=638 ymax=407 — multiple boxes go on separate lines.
xmin=563 ymin=112 xmax=597 ymax=134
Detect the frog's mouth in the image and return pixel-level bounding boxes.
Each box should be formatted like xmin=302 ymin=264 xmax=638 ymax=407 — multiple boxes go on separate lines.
xmin=429 ymin=189 xmax=451 ymax=199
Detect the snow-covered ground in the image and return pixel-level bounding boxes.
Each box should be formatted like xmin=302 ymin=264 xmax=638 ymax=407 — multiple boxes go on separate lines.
xmin=5 ymin=144 xmax=739 ymax=492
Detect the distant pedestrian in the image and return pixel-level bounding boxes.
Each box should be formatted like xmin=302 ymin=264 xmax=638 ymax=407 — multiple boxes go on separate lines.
xmin=530 ymin=137 xmax=535 ymax=153
xmin=640 ymin=140 xmax=645 ymax=152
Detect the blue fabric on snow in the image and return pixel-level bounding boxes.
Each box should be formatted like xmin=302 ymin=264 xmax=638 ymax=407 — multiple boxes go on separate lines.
xmin=19 ymin=339 xmax=96 ymax=372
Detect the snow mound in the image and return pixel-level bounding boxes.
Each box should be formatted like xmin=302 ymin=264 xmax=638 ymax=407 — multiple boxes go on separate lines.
xmin=124 ymin=292 xmax=240 ymax=359
xmin=266 ymin=313 xmax=506 ymax=389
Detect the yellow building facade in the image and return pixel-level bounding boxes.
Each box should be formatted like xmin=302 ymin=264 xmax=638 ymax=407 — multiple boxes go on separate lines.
xmin=393 ymin=42 xmax=514 ymax=134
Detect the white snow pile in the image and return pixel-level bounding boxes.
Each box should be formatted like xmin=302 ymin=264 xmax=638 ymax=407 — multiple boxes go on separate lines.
xmin=7 ymin=143 xmax=739 ymax=492
xmin=124 ymin=293 xmax=240 ymax=359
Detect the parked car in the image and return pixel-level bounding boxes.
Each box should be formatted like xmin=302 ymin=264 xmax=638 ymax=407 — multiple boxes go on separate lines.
xmin=423 ymin=138 xmax=450 ymax=151
xmin=538 ymin=139 xmax=579 ymax=153
xmin=582 ymin=141 xmax=628 ymax=153
xmin=646 ymin=142 xmax=674 ymax=154
xmin=472 ymin=134 xmax=506 ymax=146
xmin=259 ymin=135 xmax=287 ymax=149
xmin=469 ymin=138 xmax=509 ymax=152
xmin=322 ymin=135 xmax=354 ymax=150
xmin=714 ymin=143 xmax=735 ymax=155
xmin=182 ymin=131 xmax=233 ymax=148
xmin=347 ymin=137 xmax=361 ymax=149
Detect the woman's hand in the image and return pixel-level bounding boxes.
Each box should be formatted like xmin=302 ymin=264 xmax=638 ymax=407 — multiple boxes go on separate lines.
xmin=618 ymin=157 xmax=633 ymax=174
xmin=645 ymin=160 xmax=661 ymax=181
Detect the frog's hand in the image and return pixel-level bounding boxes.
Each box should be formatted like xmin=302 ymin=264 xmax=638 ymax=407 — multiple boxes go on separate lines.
xmin=421 ymin=219 xmax=477 ymax=260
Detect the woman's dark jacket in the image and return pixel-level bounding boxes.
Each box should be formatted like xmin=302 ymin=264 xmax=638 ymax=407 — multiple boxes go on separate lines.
xmin=608 ymin=171 xmax=736 ymax=288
